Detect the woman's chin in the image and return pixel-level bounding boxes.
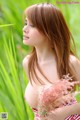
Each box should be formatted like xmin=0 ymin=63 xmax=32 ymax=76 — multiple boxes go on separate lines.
xmin=23 ymin=40 xmax=32 ymax=46
xmin=23 ymin=39 xmax=29 ymax=44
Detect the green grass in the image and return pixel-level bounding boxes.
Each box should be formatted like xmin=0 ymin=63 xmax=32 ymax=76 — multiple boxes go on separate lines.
xmin=0 ymin=32 xmax=30 ymax=120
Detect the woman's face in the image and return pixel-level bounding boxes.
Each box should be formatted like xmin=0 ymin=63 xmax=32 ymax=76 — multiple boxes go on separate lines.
xmin=23 ymin=18 xmax=46 ymax=47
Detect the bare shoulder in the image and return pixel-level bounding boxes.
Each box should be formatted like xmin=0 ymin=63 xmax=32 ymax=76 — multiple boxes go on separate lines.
xmin=22 ymin=55 xmax=31 ymax=78
xmin=22 ymin=55 xmax=31 ymax=68
xmin=70 ymin=55 xmax=80 ymax=66
xmin=70 ymin=54 xmax=80 ymax=80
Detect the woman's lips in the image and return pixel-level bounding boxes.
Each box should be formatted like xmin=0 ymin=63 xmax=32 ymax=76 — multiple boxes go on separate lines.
xmin=23 ymin=36 xmax=29 ymax=40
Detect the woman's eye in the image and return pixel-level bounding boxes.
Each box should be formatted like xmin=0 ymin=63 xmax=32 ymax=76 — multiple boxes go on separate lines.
xmin=24 ymin=19 xmax=27 ymax=25
xmin=24 ymin=21 xmax=34 ymax=27
xmin=24 ymin=22 xmax=27 ymax=25
xmin=30 ymin=24 xmax=34 ymax=27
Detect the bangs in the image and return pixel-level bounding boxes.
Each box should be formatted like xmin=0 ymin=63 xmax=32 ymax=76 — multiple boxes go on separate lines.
xmin=24 ymin=5 xmax=38 ymax=26
xmin=24 ymin=4 xmax=50 ymax=36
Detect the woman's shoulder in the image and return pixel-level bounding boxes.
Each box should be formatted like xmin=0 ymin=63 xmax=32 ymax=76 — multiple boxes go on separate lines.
xmin=70 ymin=54 xmax=80 ymax=80
xmin=70 ymin=54 xmax=80 ymax=66
xmin=22 ymin=54 xmax=31 ymax=66
xmin=22 ymin=54 xmax=31 ymax=77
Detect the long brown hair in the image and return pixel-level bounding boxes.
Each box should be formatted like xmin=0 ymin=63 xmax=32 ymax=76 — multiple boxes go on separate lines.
xmin=24 ymin=3 xmax=77 ymax=85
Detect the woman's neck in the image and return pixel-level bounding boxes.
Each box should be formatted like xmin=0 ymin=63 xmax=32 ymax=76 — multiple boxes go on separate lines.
xmin=35 ymin=46 xmax=55 ymax=64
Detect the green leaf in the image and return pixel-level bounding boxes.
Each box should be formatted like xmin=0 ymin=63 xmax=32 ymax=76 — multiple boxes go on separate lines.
xmin=75 ymin=93 xmax=80 ymax=103
xmin=0 ymin=24 xmax=15 ymax=28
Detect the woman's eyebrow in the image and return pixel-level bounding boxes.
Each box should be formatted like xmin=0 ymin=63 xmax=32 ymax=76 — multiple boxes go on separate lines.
xmin=25 ymin=19 xmax=27 ymax=22
xmin=25 ymin=19 xmax=27 ymax=21
xmin=24 ymin=19 xmax=27 ymax=24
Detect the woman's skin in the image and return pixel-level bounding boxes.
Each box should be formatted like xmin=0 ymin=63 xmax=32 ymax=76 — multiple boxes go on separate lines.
xmin=23 ymin=55 xmax=80 ymax=120
xmin=46 ymin=103 xmax=80 ymax=120
xmin=23 ymin=18 xmax=80 ymax=120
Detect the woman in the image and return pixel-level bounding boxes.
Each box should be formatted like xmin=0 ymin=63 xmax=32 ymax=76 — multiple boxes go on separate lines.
xmin=23 ymin=3 xmax=80 ymax=120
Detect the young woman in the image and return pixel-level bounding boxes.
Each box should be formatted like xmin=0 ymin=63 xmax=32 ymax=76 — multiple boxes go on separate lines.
xmin=22 ymin=3 xmax=80 ymax=120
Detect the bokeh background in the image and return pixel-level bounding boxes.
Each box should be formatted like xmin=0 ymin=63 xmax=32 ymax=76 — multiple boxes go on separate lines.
xmin=0 ymin=0 xmax=80 ymax=120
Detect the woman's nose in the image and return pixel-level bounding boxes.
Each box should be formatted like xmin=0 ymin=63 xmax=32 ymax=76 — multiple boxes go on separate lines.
xmin=23 ymin=26 xmax=29 ymax=33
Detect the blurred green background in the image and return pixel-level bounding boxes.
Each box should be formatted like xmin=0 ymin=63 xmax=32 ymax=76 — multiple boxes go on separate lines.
xmin=0 ymin=0 xmax=80 ymax=120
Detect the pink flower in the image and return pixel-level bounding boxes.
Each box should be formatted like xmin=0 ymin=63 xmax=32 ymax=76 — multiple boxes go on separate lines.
xmin=38 ymin=78 xmax=75 ymax=117
xmin=40 ymin=81 xmax=68 ymax=106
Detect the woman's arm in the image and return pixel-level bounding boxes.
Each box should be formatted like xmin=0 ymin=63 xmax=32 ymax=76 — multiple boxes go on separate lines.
xmin=42 ymin=56 xmax=80 ymax=120
xmin=47 ymin=102 xmax=80 ymax=120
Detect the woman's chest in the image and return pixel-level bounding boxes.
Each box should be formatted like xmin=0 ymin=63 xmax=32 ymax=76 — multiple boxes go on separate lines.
xmin=24 ymin=81 xmax=59 ymax=108
xmin=24 ymin=63 xmax=60 ymax=108
xmin=35 ymin=62 xmax=59 ymax=84
xmin=24 ymin=82 xmax=39 ymax=108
